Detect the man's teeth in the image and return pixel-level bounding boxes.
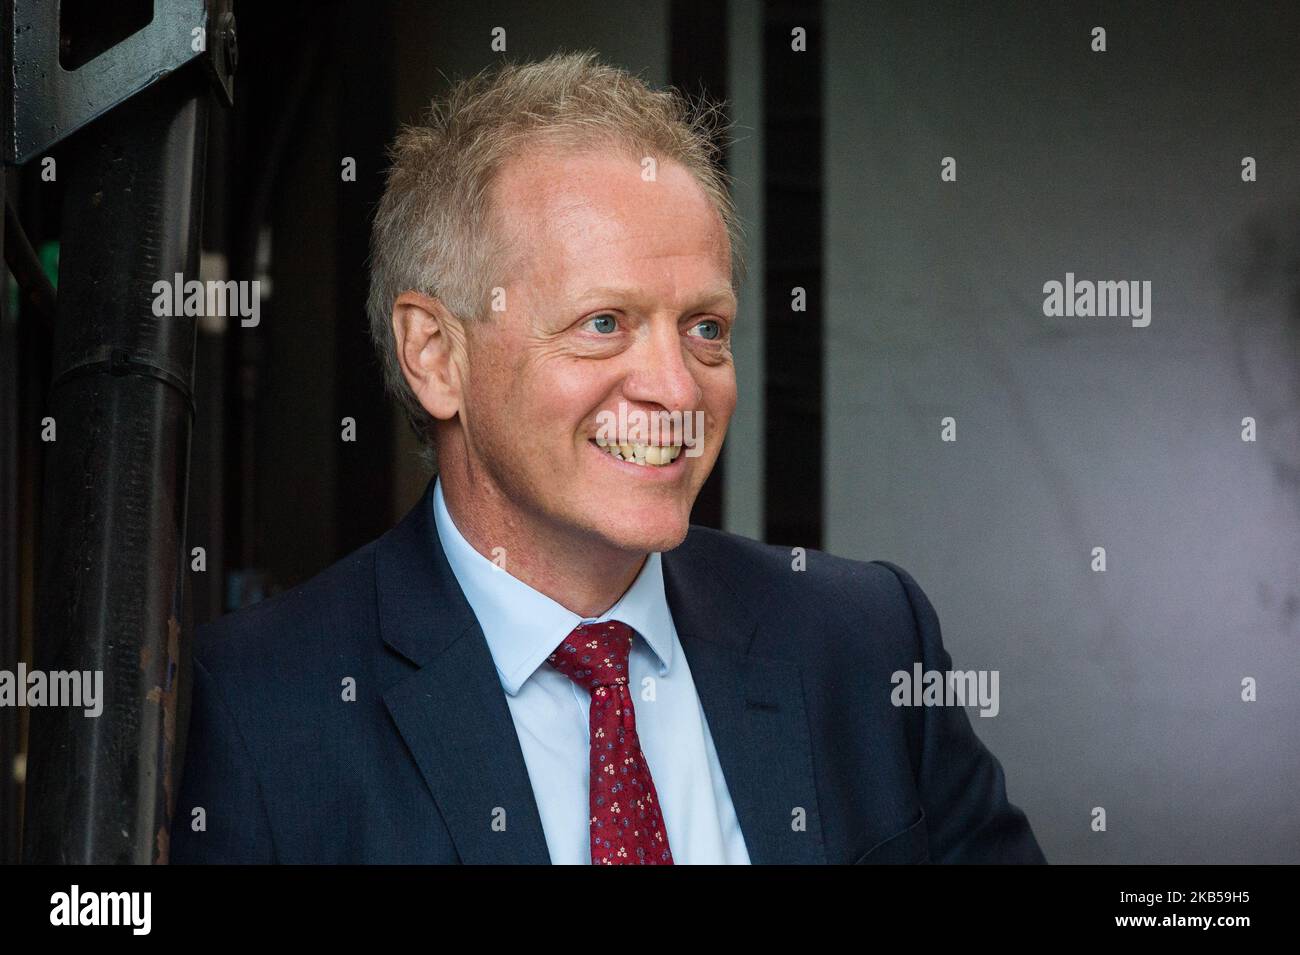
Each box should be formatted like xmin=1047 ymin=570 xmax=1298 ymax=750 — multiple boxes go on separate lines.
xmin=593 ymin=438 xmax=683 ymax=466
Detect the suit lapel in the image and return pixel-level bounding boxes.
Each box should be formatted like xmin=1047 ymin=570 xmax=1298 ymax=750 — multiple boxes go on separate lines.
xmin=376 ymin=481 xmax=550 ymax=864
xmin=663 ymin=538 xmax=828 ymax=864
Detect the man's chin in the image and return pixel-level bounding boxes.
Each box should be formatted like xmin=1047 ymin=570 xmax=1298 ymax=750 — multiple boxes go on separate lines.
xmin=582 ymin=514 xmax=691 ymax=556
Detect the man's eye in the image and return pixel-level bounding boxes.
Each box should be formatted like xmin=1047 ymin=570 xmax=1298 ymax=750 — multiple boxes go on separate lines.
xmin=585 ymin=313 xmax=618 ymax=334
xmin=690 ymin=319 xmax=722 ymax=340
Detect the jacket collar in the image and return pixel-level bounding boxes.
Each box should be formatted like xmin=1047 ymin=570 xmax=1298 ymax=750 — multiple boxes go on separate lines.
xmin=430 ymin=477 xmax=674 ymax=696
xmin=662 ymin=527 xmax=829 ymax=864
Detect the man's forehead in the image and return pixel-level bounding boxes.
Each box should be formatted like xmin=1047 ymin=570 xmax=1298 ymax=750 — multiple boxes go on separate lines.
xmin=492 ymin=148 xmax=731 ymax=298
xmin=498 ymin=148 xmax=715 ymax=222
xmin=524 ymin=236 xmax=734 ymax=310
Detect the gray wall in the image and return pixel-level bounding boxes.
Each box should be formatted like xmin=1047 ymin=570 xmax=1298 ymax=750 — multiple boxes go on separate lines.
xmin=826 ymin=1 xmax=1300 ymax=862
xmin=724 ymin=0 xmax=766 ymax=540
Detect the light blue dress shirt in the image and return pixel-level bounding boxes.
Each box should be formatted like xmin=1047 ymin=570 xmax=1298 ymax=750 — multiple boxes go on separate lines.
xmin=432 ymin=478 xmax=751 ymax=864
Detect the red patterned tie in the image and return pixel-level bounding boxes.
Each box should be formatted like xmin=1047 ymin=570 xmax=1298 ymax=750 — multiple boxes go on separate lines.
xmin=547 ymin=620 xmax=674 ymax=865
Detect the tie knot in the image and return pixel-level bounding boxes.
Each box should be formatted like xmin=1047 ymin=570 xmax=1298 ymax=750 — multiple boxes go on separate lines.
xmin=547 ymin=620 xmax=635 ymax=692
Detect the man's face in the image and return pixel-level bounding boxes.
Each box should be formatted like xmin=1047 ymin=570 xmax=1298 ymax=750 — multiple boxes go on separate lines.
xmin=452 ymin=146 xmax=737 ymax=556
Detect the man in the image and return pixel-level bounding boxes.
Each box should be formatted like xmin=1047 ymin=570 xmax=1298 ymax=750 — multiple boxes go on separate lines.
xmin=171 ymin=53 xmax=1045 ymax=865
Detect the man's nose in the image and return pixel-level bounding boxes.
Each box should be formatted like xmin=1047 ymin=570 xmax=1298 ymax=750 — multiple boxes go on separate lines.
xmin=622 ymin=321 xmax=703 ymax=412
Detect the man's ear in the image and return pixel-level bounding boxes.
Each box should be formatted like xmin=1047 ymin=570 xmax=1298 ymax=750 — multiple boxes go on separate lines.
xmin=391 ymin=291 xmax=467 ymax=421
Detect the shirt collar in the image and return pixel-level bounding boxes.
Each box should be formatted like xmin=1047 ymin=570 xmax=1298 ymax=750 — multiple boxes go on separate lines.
xmin=431 ymin=477 xmax=674 ymax=696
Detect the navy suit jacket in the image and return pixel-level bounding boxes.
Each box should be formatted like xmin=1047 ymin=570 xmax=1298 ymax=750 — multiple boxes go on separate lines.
xmin=170 ymin=479 xmax=1046 ymax=864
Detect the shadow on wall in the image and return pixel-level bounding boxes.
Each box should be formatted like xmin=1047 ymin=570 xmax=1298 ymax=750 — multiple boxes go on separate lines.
xmin=1221 ymin=200 xmax=1300 ymax=629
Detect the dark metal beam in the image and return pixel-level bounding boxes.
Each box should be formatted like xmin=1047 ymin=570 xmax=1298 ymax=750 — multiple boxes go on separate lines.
xmin=22 ymin=67 xmax=208 ymax=864
xmin=3 ymin=0 xmax=207 ymax=164
xmin=763 ymin=0 xmax=823 ymax=548
xmin=0 ymin=0 xmax=18 ymax=865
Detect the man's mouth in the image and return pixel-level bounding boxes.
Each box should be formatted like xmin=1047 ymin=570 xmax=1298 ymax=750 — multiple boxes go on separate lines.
xmin=590 ymin=437 xmax=683 ymax=467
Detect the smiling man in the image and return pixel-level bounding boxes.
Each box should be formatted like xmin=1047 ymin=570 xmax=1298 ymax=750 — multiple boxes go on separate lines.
xmin=170 ymin=53 xmax=1046 ymax=865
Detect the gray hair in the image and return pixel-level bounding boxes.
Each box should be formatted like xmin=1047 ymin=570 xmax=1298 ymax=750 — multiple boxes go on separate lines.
xmin=366 ymin=51 xmax=742 ymax=467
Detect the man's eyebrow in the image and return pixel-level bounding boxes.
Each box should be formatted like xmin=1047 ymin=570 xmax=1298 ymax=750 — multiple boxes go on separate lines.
xmin=572 ymin=286 xmax=738 ymax=311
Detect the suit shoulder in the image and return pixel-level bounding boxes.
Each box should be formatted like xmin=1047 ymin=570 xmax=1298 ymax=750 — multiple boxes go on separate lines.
xmin=676 ymin=524 xmax=917 ymax=610
xmin=194 ymin=538 xmax=380 ymax=673
xmin=673 ymin=526 xmax=932 ymax=672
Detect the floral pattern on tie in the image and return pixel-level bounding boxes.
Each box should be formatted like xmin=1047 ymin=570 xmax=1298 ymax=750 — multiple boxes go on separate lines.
xmin=547 ymin=621 xmax=674 ymax=865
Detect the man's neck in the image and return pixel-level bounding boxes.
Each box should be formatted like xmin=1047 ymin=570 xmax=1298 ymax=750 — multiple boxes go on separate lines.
xmin=440 ymin=476 xmax=647 ymax=619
